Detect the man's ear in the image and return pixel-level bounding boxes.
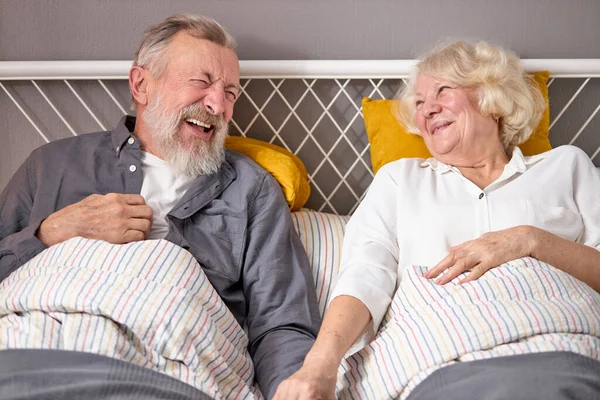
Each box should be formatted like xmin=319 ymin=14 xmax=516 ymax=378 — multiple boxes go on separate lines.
xmin=129 ymin=66 xmax=151 ymax=106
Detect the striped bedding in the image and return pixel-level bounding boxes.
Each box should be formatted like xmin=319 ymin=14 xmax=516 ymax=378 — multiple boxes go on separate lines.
xmin=291 ymin=211 xmax=600 ymax=400
xmin=291 ymin=210 xmax=350 ymax=316
xmin=1 ymin=211 xmax=599 ymax=400
xmin=0 ymin=237 xmax=261 ymax=400
xmin=337 ymin=258 xmax=600 ymax=399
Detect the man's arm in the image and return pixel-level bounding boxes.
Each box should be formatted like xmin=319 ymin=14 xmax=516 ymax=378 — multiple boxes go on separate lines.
xmin=242 ymin=173 xmax=321 ymax=399
xmin=1 ymin=151 xmax=153 ymax=283
xmin=0 ymin=155 xmax=47 ymax=282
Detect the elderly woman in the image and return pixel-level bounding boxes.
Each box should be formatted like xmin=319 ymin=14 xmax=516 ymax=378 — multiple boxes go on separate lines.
xmin=274 ymin=41 xmax=600 ymax=400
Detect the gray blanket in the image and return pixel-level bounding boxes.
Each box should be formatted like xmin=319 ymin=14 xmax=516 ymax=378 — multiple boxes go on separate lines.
xmin=0 ymin=349 xmax=213 ymax=400
xmin=407 ymin=351 xmax=600 ymax=400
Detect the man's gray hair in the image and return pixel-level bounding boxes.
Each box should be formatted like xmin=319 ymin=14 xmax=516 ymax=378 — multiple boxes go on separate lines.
xmin=133 ymin=13 xmax=237 ymax=77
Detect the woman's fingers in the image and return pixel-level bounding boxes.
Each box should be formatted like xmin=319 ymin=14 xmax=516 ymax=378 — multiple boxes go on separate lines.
xmin=458 ymin=262 xmax=489 ymax=284
xmin=424 ymin=252 xmax=456 ymax=279
xmin=434 ymin=257 xmax=472 ymax=285
xmin=424 ymin=249 xmax=483 ymax=285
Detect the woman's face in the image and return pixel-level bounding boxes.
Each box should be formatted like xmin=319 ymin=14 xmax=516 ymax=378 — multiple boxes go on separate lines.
xmin=414 ymin=74 xmax=499 ymax=162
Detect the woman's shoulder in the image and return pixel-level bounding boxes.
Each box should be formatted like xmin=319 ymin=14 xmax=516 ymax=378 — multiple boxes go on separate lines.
xmin=376 ymin=157 xmax=432 ymax=176
xmin=524 ymin=145 xmax=597 ymax=170
xmin=532 ymin=144 xmax=591 ymax=161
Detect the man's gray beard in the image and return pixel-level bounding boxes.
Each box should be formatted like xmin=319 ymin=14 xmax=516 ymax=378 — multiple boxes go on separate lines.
xmin=142 ymin=96 xmax=228 ymax=178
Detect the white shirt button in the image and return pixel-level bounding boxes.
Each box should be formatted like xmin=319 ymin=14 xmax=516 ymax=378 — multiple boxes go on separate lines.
xmin=129 ymin=165 xmax=137 ymax=172
xmin=128 ymin=137 xmax=135 ymax=145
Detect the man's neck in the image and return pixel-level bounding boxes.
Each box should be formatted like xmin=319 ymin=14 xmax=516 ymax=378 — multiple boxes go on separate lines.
xmin=132 ymin=117 xmax=163 ymax=159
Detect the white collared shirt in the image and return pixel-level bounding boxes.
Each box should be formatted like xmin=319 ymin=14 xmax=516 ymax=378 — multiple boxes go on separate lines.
xmin=330 ymin=145 xmax=600 ymax=351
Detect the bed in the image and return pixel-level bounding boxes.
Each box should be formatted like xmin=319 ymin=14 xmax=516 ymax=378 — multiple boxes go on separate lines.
xmin=0 ymin=59 xmax=599 ymax=399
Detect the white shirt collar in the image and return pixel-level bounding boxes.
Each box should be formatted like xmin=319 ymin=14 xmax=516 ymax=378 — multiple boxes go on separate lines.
xmin=419 ymin=146 xmax=547 ymax=175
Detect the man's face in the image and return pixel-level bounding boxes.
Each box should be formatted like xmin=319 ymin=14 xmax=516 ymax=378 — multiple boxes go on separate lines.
xmin=142 ymin=32 xmax=240 ymax=177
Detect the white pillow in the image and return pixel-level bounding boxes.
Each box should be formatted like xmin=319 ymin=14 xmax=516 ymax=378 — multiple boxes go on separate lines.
xmin=291 ymin=210 xmax=350 ymax=317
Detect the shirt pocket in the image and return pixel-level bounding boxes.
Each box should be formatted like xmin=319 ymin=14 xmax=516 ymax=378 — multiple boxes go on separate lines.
xmin=185 ymin=208 xmax=245 ymax=283
xmin=526 ymin=201 xmax=583 ymax=242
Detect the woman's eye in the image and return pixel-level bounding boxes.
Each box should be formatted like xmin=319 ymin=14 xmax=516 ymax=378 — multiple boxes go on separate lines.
xmin=438 ymin=86 xmax=450 ymax=93
xmin=415 ymin=100 xmax=424 ymax=108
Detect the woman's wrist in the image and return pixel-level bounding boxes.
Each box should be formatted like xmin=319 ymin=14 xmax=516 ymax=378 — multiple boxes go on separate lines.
xmin=302 ymin=351 xmax=342 ymax=374
xmin=522 ymin=225 xmax=542 ymax=258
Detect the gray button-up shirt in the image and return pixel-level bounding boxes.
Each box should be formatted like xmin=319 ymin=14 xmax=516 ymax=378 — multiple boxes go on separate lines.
xmin=0 ymin=116 xmax=321 ymax=398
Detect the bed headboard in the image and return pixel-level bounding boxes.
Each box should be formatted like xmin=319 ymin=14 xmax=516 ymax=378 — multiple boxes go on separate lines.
xmin=1 ymin=60 xmax=599 ymax=215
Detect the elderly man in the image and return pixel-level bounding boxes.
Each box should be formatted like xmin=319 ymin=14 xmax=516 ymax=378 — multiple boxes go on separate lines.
xmin=0 ymin=14 xmax=320 ymax=399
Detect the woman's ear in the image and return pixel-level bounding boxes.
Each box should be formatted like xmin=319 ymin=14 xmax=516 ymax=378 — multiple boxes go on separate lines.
xmin=129 ymin=66 xmax=150 ymax=106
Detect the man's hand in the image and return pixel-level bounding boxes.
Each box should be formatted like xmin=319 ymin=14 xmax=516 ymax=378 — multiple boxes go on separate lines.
xmin=424 ymin=226 xmax=536 ymax=285
xmin=36 ymin=193 xmax=153 ymax=247
xmin=273 ymin=362 xmax=337 ymax=400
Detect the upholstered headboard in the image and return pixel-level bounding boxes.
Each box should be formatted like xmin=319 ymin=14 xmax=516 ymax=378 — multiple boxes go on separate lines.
xmin=1 ymin=59 xmax=599 ymax=215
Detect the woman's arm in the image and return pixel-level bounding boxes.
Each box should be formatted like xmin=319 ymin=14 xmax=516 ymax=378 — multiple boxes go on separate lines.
xmin=530 ymin=227 xmax=600 ymax=292
xmin=427 ymin=147 xmax=600 ymax=292
xmin=274 ymin=163 xmax=404 ymax=400
xmin=424 ymin=225 xmax=600 ymax=293
xmin=273 ymin=295 xmax=371 ymax=400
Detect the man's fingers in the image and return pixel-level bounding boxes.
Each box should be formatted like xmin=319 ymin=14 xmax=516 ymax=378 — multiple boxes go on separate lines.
xmin=102 ymin=193 xmax=147 ymax=206
xmin=120 ymin=229 xmax=147 ymax=243
xmin=120 ymin=194 xmax=147 ymax=205
xmin=126 ymin=204 xmax=153 ymax=220
xmin=127 ymin=217 xmax=152 ymax=234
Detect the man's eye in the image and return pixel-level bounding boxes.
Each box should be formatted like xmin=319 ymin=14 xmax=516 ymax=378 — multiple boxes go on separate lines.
xmin=193 ymin=79 xmax=210 ymax=87
xmin=415 ymin=100 xmax=424 ymax=108
xmin=226 ymin=91 xmax=238 ymax=102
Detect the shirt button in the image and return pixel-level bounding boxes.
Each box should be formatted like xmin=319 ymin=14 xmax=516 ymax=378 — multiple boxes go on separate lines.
xmin=128 ymin=137 xmax=135 ymax=145
xmin=129 ymin=165 xmax=137 ymax=172
xmin=479 ymin=192 xmax=484 ymax=199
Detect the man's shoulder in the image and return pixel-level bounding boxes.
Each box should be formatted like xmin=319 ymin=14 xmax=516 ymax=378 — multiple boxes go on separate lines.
xmin=224 ymin=149 xmax=270 ymax=181
xmin=32 ymin=130 xmax=113 ymax=159
xmin=223 ymin=149 xmax=286 ymax=202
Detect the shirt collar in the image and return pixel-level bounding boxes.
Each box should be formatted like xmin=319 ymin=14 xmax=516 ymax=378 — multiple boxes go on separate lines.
xmin=111 ymin=115 xmax=137 ymax=155
xmin=419 ymin=157 xmax=453 ymax=173
xmin=109 ymin=114 xmax=237 ymax=187
xmin=419 ymin=146 xmax=547 ymax=174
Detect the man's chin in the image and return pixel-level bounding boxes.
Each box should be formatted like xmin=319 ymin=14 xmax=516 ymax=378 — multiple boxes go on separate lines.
xmin=180 ymin=121 xmax=215 ymax=143
xmin=165 ymin=146 xmax=225 ymax=178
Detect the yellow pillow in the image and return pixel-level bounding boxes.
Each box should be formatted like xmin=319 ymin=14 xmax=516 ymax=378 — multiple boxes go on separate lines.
xmin=363 ymin=71 xmax=552 ymax=174
xmin=225 ymin=136 xmax=310 ymax=211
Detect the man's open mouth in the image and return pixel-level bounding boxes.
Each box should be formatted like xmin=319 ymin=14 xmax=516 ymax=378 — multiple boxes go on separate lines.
xmin=185 ymin=118 xmax=214 ymax=133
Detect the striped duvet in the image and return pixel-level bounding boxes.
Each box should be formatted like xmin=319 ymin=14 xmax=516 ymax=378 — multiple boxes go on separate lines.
xmin=0 ymin=237 xmax=261 ymax=400
xmin=291 ymin=211 xmax=600 ymax=400
xmin=1 ymin=211 xmax=599 ymax=400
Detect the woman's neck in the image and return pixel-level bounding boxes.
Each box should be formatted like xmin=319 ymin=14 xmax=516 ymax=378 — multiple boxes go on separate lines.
xmin=454 ymin=149 xmax=510 ymax=190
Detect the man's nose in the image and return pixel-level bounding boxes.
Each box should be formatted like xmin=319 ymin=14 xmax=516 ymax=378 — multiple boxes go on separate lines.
xmin=203 ymin=89 xmax=226 ymax=116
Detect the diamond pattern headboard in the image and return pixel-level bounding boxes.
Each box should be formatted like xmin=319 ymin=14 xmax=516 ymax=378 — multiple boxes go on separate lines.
xmin=1 ymin=60 xmax=599 ymax=215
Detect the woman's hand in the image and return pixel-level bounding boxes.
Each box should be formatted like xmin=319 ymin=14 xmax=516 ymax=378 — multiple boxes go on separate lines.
xmin=273 ymin=359 xmax=337 ymax=400
xmin=273 ymin=295 xmax=372 ymax=400
xmin=424 ymin=226 xmax=536 ymax=284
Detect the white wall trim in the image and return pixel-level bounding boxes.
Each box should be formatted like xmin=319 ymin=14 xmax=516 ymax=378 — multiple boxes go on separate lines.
xmin=1 ymin=59 xmax=600 ymax=80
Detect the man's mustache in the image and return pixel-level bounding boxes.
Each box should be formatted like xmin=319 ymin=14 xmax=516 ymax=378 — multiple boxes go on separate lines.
xmin=178 ymin=103 xmax=224 ymax=129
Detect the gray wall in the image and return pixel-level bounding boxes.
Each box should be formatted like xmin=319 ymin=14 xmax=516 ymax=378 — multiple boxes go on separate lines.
xmin=1 ymin=0 xmax=600 ymax=61
xmin=1 ymin=0 xmax=600 ymax=213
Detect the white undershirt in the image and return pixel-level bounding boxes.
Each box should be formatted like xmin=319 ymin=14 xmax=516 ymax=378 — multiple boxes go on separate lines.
xmin=140 ymin=151 xmax=195 ymax=239
xmin=329 ymin=145 xmax=600 ymax=351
